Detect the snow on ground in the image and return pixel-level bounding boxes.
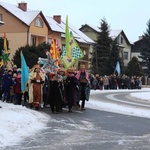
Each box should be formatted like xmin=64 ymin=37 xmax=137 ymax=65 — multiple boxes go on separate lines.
xmin=0 ymin=102 xmax=50 ymax=147
xmin=0 ymin=88 xmax=150 ymax=147
xmin=87 ymin=88 xmax=150 ymax=119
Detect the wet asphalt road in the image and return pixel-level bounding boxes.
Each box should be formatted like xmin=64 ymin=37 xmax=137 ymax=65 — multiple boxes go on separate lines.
xmin=2 ymin=91 xmax=150 ymax=150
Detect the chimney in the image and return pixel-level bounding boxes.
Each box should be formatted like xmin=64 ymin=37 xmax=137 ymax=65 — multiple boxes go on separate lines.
xmin=53 ymin=15 xmax=61 ymax=24
xmin=18 ymin=2 xmax=27 ymax=11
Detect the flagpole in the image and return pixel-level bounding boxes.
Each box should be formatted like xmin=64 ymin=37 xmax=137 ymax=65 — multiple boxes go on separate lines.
xmin=114 ymin=68 xmax=116 ymax=75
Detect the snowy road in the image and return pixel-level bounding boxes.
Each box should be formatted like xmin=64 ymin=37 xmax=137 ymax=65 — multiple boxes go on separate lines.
xmin=4 ymin=108 xmax=150 ymax=150
xmin=3 ymin=89 xmax=150 ymax=150
xmin=87 ymin=89 xmax=150 ymax=118
xmin=93 ymin=91 xmax=150 ymax=108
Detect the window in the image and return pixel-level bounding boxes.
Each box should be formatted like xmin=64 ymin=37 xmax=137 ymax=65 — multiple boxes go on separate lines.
xmin=121 ymin=37 xmax=124 ymax=44
xmin=48 ymin=38 xmax=52 ymax=44
xmin=0 ymin=14 xmax=2 ymax=21
xmin=31 ymin=36 xmax=36 ymax=45
xmin=61 ymin=44 xmax=65 ymax=54
xmin=35 ymin=18 xmax=43 ymax=27
xmin=124 ymin=52 xmax=128 ymax=60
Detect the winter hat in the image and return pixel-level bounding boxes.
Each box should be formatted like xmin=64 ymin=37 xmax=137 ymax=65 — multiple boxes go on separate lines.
xmin=67 ymin=68 xmax=75 ymax=73
xmin=17 ymin=68 xmax=21 ymax=74
xmin=13 ymin=65 xmax=17 ymax=69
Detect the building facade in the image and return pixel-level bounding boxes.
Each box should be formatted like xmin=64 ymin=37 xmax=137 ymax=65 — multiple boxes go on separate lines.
xmin=80 ymin=24 xmax=131 ymax=67
xmin=0 ymin=1 xmax=94 ymax=69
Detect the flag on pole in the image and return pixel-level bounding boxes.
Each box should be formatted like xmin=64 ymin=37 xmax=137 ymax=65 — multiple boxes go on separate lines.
xmin=50 ymin=36 xmax=56 ymax=59
xmin=61 ymin=31 xmax=84 ymax=69
xmin=50 ymin=36 xmax=60 ymax=66
xmin=65 ymin=15 xmax=71 ymax=58
xmin=21 ymin=52 xmax=29 ymax=93
xmin=55 ymin=40 xmax=60 ymax=65
xmin=4 ymin=33 xmax=8 ymax=54
xmin=61 ymin=16 xmax=84 ymax=69
xmin=115 ymin=61 xmax=121 ymax=75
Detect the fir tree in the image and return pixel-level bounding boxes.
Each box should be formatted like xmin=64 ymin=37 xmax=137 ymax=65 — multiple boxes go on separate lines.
xmin=91 ymin=18 xmax=120 ymax=75
xmin=126 ymin=56 xmax=143 ymax=77
xmin=106 ymin=40 xmax=121 ymax=75
xmin=12 ymin=42 xmax=49 ymax=69
xmin=138 ymin=19 xmax=150 ymax=75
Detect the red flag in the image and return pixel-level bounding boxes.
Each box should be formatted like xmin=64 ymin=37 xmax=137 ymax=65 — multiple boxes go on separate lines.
xmin=50 ymin=36 xmax=60 ymax=65
xmin=50 ymin=36 xmax=56 ymax=59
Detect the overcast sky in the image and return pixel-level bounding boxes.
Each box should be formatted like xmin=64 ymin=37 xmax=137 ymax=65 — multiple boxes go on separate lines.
xmin=1 ymin=0 xmax=150 ymax=43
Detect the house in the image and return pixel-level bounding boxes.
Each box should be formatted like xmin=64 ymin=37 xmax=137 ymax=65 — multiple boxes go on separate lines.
xmin=0 ymin=1 xmax=94 ymax=69
xmin=79 ymin=24 xmax=131 ymax=67
xmin=131 ymin=36 xmax=143 ymax=62
xmin=0 ymin=1 xmax=51 ymax=57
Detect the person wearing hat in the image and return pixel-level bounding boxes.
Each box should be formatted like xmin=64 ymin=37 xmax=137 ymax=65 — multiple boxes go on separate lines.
xmin=46 ymin=73 xmax=63 ymax=113
xmin=1 ymin=69 xmax=13 ymax=102
xmin=57 ymin=68 xmax=67 ymax=108
xmin=75 ymin=64 xmax=91 ymax=110
xmin=13 ymin=69 xmax=22 ymax=105
xmin=0 ymin=65 xmax=5 ymax=100
xmin=64 ymin=68 xmax=78 ymax=112
xmin=12 ymin=65 xmax=17 ymax=75
xmin=28 ymin=64 xmax=45 ymax=110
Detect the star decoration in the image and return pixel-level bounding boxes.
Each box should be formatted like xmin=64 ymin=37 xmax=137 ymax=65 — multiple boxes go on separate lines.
xmin=38 ymin=51 xmax=58 ymax=73
xmin=0 ymin=53 xmax=10 ymax=62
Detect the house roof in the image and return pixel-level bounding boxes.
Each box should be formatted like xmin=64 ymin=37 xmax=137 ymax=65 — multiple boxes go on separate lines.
xmin=0 ymin=1 xmax=51 ymax=31
xmin=0 ymin=1 xmax=40 ymax=26
xmin=80 ymin=24 xmax=130 ymax=44
xmin=61 ymin=20 xmax=95 ymax=44
xmin=0 ymin=1 xmax=94 ymax=45
xmin=45 ymin=16 xmax=64 ymax=33
xmin=110 ymin=30 xmax=122 ymax=40
xmin=45 ymin=16 xmax=95 ymax=44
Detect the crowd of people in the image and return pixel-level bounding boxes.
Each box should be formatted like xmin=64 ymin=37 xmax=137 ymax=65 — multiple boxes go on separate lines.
xmin=0 ymin=62 xmax=144 ymax=112
xmin=0 ymin=63 xmax=91 ymax=113
xmin=89 ymin=74 xmax=143 ymax=90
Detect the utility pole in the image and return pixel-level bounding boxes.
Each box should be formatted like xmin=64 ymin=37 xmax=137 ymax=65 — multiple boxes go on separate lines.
xmin=95 ymin=46 xmax=98 ymax=74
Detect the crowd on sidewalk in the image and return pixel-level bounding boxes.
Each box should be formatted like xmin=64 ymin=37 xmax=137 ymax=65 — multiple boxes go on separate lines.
xmin=89 ymin=74 xmax=143 ymax=90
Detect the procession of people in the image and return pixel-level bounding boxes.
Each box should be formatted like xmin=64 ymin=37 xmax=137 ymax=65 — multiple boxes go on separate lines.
xmin=0 ymin=59 xmax=144 ymax=113
xmin=0 ymin=62 xmax=91 ymax=113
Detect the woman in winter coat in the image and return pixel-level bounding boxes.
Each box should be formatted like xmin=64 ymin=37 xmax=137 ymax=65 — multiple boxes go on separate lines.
xmin=76 ymin=64 xmax=90 ymax=110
